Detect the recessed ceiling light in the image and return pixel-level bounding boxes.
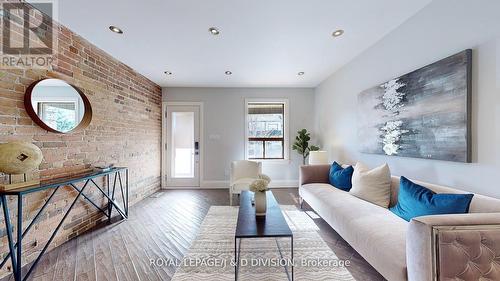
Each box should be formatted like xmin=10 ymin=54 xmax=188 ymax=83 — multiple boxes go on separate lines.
xmin=225 ymin=71 xmax=232 ymax=75
xmin=208 ymin=27 xmax=220 ymax=35
xmin=109 ymin=25 xmax=123 ymax=34
xmin=298 ymin=72 xmax=305 ymax=76
xmin=332 ymin=29 xmax=344 ymax=37
xmin=164 ymin=71 xmax=172 ymax=75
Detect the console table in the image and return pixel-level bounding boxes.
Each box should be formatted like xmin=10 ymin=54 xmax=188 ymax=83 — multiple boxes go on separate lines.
xmin=0 ymin=167 xmax=128 ymax=281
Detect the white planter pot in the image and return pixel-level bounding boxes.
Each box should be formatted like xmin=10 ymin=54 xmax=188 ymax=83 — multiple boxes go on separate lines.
xmin=254 ymin=191 xmax=267 ymax=216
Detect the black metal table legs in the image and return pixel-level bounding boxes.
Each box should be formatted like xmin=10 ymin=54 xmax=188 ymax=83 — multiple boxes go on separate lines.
xmin=275 ymin=236 xmax=294 ymax=281
xmin=234 ymin=237 xmax=240 ymax=281
xmin=0 ymin=169 xmax=128 ymax=281
xmin=1 ymin=195 xmax=18 ymax=280
xmin=234 ymin=236 xmax=294 ymax=281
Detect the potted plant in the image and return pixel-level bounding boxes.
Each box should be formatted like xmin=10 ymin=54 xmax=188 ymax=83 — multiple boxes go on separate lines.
xmin=292 ymin=129 xmax=320 ymax=165
xmin=250 ymin=174 xmax=271 ymax=216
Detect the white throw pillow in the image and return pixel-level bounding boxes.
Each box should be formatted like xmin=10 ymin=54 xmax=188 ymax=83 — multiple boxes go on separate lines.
xmin=350 ymin=162 xmax=391 ymax=208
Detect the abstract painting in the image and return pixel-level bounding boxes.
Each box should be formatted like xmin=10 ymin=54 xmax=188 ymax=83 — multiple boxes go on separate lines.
xmin=357 ymin=49 xmax=472 ymax=162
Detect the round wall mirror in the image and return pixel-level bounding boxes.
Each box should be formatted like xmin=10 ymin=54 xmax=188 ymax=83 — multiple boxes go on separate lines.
xmin=25 ymin=79 xmax=92 ymax=133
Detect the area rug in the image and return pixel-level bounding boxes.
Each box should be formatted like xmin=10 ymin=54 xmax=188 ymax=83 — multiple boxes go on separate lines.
xmin=171 ymin=205 xmax=355 ymax=280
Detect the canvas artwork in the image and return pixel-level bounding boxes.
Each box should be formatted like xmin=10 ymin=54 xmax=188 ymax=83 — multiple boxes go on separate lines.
xmin=357 ymin=49 xmax=472 ymax=163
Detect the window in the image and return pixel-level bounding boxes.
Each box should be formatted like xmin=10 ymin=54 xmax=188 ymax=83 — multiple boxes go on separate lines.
xmin=36 ymin=102 xmax=78 ymax=133
xmin=245 ymin=99 xmax=288 ymax=160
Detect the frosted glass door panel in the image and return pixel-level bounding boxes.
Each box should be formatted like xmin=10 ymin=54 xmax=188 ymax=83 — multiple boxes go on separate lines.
xmin=165 ymin=104 xmax=200 ymax=187
xmin=171 ymin=112 xmax=195 ymax=178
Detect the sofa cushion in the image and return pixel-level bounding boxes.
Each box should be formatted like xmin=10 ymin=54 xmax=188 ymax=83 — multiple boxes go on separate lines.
xmin=390 ymin=176 xmax=474 ymax=221
xmin=328 ymin=161 xmax=354 ymax=191
xmin=300 ymin=183 xmax=408 ymax=281
xmin=389 ymin=176 xmax=500 ymax=213
xmin=350 ymin=162 xmax=392 ymax=208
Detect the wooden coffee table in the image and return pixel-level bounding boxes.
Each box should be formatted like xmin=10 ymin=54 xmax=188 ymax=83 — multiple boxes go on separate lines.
xmin=235 ymin=190 xmax=293 ymax=280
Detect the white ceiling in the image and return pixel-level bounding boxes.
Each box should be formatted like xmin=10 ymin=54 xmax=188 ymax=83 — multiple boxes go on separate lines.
xmin=56 ymin=0 xmax=431 ymax=88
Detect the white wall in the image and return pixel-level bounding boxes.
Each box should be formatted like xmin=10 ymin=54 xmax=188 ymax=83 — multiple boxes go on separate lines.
xmin=163 ymin=87 xmax=315 ymax=187
xmin=315 ymin=0 xmax=500 ymax=198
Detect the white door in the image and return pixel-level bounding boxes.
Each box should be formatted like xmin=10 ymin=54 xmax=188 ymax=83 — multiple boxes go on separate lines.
xmin=166 ymin=105 xmax=200 ymax=187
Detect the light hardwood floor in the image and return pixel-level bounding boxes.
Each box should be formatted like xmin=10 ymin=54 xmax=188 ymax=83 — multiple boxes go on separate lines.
xmin=5 ymin=188 xmax=385 ymax=281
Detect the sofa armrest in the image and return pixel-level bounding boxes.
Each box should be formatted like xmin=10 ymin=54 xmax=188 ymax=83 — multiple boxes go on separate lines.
xmin=407 ymin=213 xmax=500 ymax=281
xmin=299 ymin=165 xmax=330 ymax=187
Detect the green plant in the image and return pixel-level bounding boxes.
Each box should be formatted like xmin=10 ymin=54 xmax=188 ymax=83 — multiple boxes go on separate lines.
xmin=55 ymin=110 xmax=76 ymax=132
xmin=292 ymin=129 xmax=320 ymax=165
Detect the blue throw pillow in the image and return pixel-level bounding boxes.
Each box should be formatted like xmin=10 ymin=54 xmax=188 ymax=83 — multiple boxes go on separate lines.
xmin=390 ymin=176 xmax=474 ymax=221
xmin=329 ymin=162 xmax=354 ymax=191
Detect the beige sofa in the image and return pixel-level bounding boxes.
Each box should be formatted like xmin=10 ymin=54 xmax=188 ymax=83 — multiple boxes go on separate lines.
xmin=299 ymin=165 xmax=500 ymax=281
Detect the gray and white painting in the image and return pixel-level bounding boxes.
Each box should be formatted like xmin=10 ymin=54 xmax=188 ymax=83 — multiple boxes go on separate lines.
xmin=358 ymin=50 xmax=472 ymax=162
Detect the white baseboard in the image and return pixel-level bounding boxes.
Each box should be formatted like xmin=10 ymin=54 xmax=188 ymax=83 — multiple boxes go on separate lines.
xmin=200 ymin=180 xmax=298 ymax=189
xmin=160 ymin=181 xmax=226 ymax=189
xmin=162 ymin=179 xmax=299 ymax=190
xmin=269 ymin=180 xmax=299 ymax=188
xmin=200 ymin=180 xmax=229 ymax=189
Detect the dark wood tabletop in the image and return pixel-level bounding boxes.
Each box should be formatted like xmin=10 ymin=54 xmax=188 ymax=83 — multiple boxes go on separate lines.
xmin=235 ymin=190 xmax=293 ymax=238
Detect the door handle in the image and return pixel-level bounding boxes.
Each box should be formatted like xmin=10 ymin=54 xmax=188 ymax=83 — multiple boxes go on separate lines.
xmin=194 ymin=141 xmax=199 ymax=150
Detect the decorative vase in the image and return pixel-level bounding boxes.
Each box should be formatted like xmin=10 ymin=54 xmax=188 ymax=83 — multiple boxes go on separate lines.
xmin=254 ymin=191 xmax=267 ymax=216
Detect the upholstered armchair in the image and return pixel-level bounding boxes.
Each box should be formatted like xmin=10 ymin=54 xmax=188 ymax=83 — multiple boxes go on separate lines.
xmin=229 ymin=160 xmax=262 ymax=206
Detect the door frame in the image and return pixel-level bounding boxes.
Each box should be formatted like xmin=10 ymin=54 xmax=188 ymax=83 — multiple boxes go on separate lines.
xmin=162 ymin=101 xmax=204 ymax=189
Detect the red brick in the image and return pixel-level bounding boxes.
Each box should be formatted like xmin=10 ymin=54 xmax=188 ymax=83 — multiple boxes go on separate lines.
xmin=0 ymin=4 xmax=161 ymax=275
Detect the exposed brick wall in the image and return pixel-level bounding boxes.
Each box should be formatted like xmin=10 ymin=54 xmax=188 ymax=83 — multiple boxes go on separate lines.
xmin=0 ymin=2 xmax=162 ymax=277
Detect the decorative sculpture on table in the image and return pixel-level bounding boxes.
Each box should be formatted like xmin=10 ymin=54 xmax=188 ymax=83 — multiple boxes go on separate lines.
xmin=250 ymin=174 xmax=271 ymax=216
xmin=0 ymin=142 xmax=43 ymax=190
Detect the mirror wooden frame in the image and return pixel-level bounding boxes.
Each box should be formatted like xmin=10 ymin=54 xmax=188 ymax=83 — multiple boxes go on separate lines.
xmin=24 ymin=78 xmax=93 ymax=134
